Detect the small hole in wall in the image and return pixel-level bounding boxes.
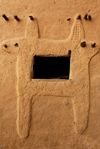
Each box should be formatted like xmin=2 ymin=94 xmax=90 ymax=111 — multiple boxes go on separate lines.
xmin=33 ymin=52 xmax=71 ymax=79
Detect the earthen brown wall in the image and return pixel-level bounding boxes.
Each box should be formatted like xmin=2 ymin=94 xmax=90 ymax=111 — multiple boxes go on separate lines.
xmin=0 ymin=0 xmax=100 ymax=149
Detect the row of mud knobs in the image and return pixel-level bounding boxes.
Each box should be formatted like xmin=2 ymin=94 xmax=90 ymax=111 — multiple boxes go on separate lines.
xmin=67 ymin=14 xmax=91 ymax=21
xmin=2 ymin=14 xmax=34 ymax=48
xmin=2 ymin=14 xmax=34 ymax=21
xmin=3 ymin=41 xmax=96 ymax=49
xmin=67 ymin=14 xmax=95 ymax=48
xmin=67 ymin=15 xmax=81 ymax=21
xmin=2 ymin=13 xmax=95 ymax=49
xmin=3 ymin=43 xmax=19 ymax=48
xmin=84 ymin=13 xmax=91 ymax=20
xmin=81 ymin=41 xmax=96 ymax=48
xmin=1 ymin=14 xmax=75 ymax=47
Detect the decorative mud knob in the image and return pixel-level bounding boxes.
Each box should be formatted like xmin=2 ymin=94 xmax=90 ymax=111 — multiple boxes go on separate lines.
xmin=91 ymin=43 xmax=96 ymax=48
xmin=77 ymin=15 xmax=81 ymax=20
xmin=14 ymin=43 xmax=19 ymax=47
xmin=80 ymin=41 xmax=86 ymax=47
xmin=29 ymin=16 xmax=34 ymax=20
xmin=84 ymin=13 xmax=88 ymax=20
xmin=14 ymin=15 xmax=20 ymax=21
xmin=88 ymin=15 xmax=91 ymax=20
xmin=63 ymin=100 xmax=69 ymax=106
xmin=2 ymin=14 xmax=9 ymax=21
xmin=3 ymin=44 xmax=7 ymax=48
xmin=67 ymin=18 xmax=70 ymax=21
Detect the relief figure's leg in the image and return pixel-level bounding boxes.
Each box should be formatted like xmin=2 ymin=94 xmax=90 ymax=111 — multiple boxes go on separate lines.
xmin=16 ymin=55 xmax=33 ymax=138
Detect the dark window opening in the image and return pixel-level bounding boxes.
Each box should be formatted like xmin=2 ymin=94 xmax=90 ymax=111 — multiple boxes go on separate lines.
xmin=33 ymin=54 xmax=71 ymax=79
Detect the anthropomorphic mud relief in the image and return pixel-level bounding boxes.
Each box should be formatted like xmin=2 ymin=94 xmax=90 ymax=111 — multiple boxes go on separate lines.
xmin=0 ymin=14 xmax=99 ymax=138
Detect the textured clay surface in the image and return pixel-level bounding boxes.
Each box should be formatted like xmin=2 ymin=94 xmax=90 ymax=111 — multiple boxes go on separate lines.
xmin=0 ymin=0 xmax=100 ymax=149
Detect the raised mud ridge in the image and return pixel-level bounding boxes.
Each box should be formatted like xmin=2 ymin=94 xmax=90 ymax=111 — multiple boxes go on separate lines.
xmin=0 ymin=14 xmax=99 ymax=138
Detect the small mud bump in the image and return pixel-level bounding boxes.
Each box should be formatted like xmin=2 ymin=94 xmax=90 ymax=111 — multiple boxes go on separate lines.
xmin=84 ymin=13 xmax=88 ymax=20
xmin=91 ymin=43 xmax=96 ymax=48
xmin=63 ymin=100 xmax=69 ymax=106
xmin=29 ymin=16 xmax=34 ymax=20
xmin=3 ymin=44 xmax=7 ymax=48
xmin=14 ymin=15 xmax=20 ymax=21
xmin=80 ymin=41 xmax=86 ymax=47
xmin=77 ymin=15 xmax=81 ymax=20
xmin=14 ymin=43 xmax=19 ymax=47
xmin=67 ymin=18 xmax=70 ymax=21
xmin=2 ymin=14 xmax=9 ymax=21
xmin=88 ymin=15 xmax=91 ymax=20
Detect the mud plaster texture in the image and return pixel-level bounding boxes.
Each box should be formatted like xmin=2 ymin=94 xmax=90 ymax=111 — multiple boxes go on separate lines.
xmin=0 ymin=0 xmax=100 ymax=149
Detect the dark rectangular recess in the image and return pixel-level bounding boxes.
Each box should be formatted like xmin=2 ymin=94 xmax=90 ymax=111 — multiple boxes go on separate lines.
xmin=33 ymin=55 xmax=70 ymax=79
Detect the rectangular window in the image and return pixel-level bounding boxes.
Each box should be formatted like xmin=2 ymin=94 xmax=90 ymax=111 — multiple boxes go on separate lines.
xmin=33 ymin=54 xmax=71 ymax=79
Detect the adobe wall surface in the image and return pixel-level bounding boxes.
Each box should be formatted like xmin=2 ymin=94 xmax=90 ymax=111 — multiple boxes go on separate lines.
xmin=0 ymin=0 xmax=100 ymax=149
